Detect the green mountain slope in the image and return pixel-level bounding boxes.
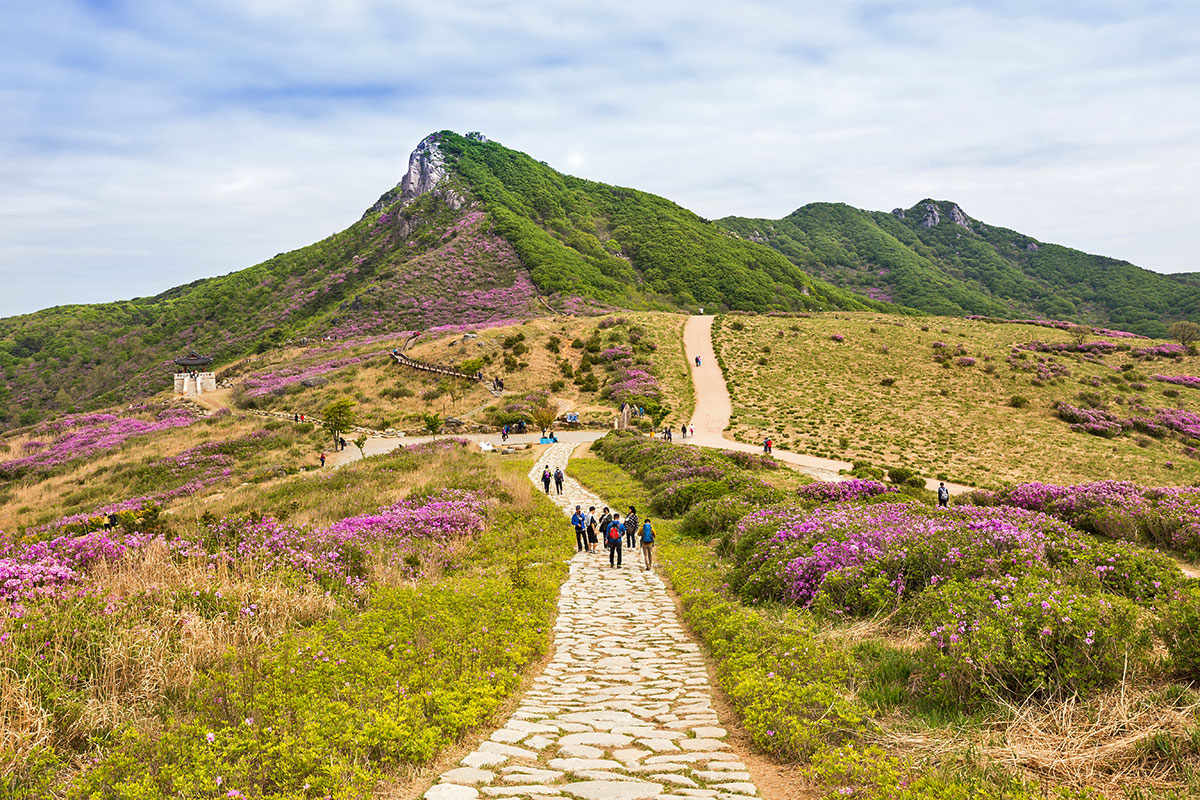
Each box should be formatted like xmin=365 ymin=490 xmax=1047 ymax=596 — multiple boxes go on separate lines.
xmin=718 ymin=199 xmax=1200 ymax=337
xmin=0 ymin=131 xmax=891 ymax=429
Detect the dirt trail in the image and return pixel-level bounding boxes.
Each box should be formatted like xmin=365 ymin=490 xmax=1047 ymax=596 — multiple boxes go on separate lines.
xmin=683 ymin=315 xmax=973 ymax=494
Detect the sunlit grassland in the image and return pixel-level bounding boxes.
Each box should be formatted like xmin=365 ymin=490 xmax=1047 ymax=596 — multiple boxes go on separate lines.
xmin=714 ymin=312 xmax=1200 ymax=487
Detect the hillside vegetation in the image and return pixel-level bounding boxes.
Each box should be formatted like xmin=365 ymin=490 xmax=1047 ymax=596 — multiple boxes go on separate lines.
xmin=1 ymin=439 xmax=569 ymax=798
xmin=580 ymin=434 xmax=1200 ymax=799
xmin=713 ymin=312 xmax=1200 ymax=487
xmin=719 ymin=199 xmax=1200 ymax=338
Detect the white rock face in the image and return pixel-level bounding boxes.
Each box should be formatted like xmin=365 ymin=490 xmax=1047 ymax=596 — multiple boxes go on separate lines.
xmin=948 ymin=203 xmax=972 ymax=230
xmin=400 ymin=132 xmax=463 ymax=208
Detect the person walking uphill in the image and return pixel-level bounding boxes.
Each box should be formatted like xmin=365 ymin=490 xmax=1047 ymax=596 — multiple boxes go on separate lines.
xmin=554 ymin=467 xmax=564 ymax=495
xmin=938 ymin=482 xmax=950 ymax=508
xmin=624 ymin=506 xmax=639 ymax=548
xmin=571 ymin=505 xmax=586 ymax=552
xmin=542 ymin=466 xmax=552 ymax=494
xmin=605 ymin=512 xmax=625 ymax=568
xmin=585 ymin=506 xmax=598 ymax=553
xmin=641 ymin=518 xmax=656 ymax=570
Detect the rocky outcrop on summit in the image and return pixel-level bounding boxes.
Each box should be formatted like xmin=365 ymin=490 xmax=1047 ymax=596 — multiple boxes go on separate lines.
xmin=400 ymin=133 xmax=463 ymax=208
xmin=363 ymin=132 xmax=466 ymax=218
xmin=919 ymin=203 xmax=940 ymax=228
xmin=948 ymin=203 xmax=971 ymax=229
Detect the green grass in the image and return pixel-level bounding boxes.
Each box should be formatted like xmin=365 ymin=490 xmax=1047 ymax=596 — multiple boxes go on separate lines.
xmin=713 ymin=311 xmax=1200 ymax=487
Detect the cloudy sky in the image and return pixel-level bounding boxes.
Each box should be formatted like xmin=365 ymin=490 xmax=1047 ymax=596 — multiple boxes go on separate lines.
xmin=2 ymin=0 xmax=1198 ymax=317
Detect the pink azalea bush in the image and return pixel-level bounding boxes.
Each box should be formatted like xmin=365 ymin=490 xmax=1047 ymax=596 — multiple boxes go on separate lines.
xmin=1 ymin=407 xmax=201 ymax=479
xmin=729 ymin=501 xmax=1177 ymax=701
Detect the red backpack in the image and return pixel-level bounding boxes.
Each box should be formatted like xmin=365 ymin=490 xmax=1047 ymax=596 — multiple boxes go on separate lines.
xmin=606 ymin=522 xmax=622 ymax=542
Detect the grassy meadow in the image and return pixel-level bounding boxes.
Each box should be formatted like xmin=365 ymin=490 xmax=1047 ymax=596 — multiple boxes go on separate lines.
xmin=713 ymin=312 xmax=1200 ymax=487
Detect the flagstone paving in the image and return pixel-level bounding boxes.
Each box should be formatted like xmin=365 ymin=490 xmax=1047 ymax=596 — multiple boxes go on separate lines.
xmin=422 ymin=443 xmax=760 ymax=800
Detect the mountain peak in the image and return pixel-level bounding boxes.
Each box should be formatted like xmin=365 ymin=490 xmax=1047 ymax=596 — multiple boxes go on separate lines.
xmin=896 ymin=199 xmax=973 ymax=230
xmin=364 ymin=130 xmax=470 ymax=218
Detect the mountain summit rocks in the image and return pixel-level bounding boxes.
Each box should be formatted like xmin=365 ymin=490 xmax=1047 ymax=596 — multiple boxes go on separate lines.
xmin=400 ymin=132 xmax=464 ymax=210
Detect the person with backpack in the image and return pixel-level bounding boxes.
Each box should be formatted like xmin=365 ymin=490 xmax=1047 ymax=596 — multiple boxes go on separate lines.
xmin=937 ymin=482 xmax=950 ymax=508
xmin=553 ymin=467 xmax=565 ymax=495
xmin=624 ymin=506 xmax=639 ymax=548
xmin=640 ymin=518 xmax=656 ymax=570
xmin=541 ymin=467 xmax=552 ymax=494
xmin=501 ymin=425 xmax=509 ymax=442
xmin=571 ymin=505 xmax=586 ymax=552
xmin=598 ymin=507 xmax=611 ymax=542
xmin=606 ymin=512 xmax=625 ymax=568
xmin=585 ymin=506 xmax=598 ymax=552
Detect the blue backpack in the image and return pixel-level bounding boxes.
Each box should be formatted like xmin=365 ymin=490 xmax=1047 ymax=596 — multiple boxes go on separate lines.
xmin=641 ymin=522 xmax=655 ymax=543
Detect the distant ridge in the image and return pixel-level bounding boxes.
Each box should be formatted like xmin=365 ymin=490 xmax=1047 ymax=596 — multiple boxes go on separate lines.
xmin=718 ymin=199 xmax=1200 ymax=338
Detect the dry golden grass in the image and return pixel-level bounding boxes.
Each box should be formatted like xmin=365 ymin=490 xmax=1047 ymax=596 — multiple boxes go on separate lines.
xmin=879 ymin=684 xmax=1200 ymax=796
xmin=716 ymin=312 xmax=1200 ymax=487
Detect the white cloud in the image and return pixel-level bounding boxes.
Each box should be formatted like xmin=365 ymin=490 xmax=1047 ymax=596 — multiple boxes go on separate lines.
xmin=1 ymin=0 xmax=1198 ymax=316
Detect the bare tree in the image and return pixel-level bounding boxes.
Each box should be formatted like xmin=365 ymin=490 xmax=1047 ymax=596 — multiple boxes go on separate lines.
xmin=1169 ymin=320 xmax=1200 ymax=349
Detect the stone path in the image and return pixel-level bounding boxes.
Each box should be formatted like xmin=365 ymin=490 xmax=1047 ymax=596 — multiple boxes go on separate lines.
xmin=422 ymin=443 xmax=761 ymax=800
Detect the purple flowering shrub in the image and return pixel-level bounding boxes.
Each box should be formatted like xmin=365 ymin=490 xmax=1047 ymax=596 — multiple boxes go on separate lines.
xmin=966 ymin=316 xmax=1145 ymax=339
xmin=730 ymin=501 xmax=1175 ymax=700
xmin=0 ymin=406 xmax=201 ymax=479
xmin=964 ymin=480 xmax=1200 ymax=556
xmin=1152 ymin=374 xmax=1200 ymax=390
xmin=796 ymin=479 xmax=894 ymax=504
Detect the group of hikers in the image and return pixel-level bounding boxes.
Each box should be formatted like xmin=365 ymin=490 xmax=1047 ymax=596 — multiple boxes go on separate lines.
xmin=571 ymin=504 xmax=656 ymax=569
xmin=541 ymin=465 xmax=566 ymax=494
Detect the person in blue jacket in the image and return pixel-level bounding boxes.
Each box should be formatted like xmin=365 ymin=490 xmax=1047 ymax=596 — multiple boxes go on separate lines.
xmin=640 ymin=518 xmax=656 ymax=570
xmin=571 ymin=505 xmax=586 ymax=552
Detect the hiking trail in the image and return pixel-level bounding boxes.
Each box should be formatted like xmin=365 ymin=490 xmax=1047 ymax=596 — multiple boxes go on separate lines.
xmin=418 ymin=442 xmax=763 ymax=800
xmin=683 ymin=314 xmax=971 ymax=494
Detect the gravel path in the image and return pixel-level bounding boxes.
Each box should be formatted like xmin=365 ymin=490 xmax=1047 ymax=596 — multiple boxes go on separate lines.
xmin=420 ymin=443 xmax=761 ymax=800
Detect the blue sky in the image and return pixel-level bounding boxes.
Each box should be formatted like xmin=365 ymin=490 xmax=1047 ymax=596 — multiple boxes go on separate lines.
xmin=2 ymin=0 xmax=1199 ymax=316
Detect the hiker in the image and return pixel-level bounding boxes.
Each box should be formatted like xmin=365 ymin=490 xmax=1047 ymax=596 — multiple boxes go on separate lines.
xmin=606 ymin=512 xmax=625 ymax=568
xmin=293 ymin=413 xmax=299 ymax=423
xmin=625 ymin=506 xmax=639 ymax=548
xmin=541 ymin=466 xmax=552 ymax=494
xmin=339 ymin=436 xmax=346 ymax=451
xmin=767 ymin=437 xmax=773 ymax=454
xmin=585 ymin=506 xmax=598 ymax=552
xmin=641 ymin=518 xmax=656 ymax=570
xmin=554 ymin=467 xmax=564 ymax=494
xmin=598 ymin=507 xmax=612 ymax=545
xmin=571 ymin=505 xmax=586 ymax=552
xmin=549 ymin=431 xmax=558 ymax=443
xmin=763 ymin=437 xmax=770 ymax=454
xmin=680 ymin=423 xmax=686 ymax=440
xmin=689 ymin=425 xmax=694 ymax=438
xmin=501 ymin=425 xmax=509 ymax=442
xmin=695 ymin=355 xmax=701 ymax=367
xmin=938 ymin=482 xmax=950 ymax=508
xmin=319 ymin=452 xmax=326 ymax=467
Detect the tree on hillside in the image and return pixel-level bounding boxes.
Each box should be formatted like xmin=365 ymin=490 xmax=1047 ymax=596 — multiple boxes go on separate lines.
xmin=422 ymin=412 xmax=443 ymax=437
xmin=1068 ymin=324 xmax=1090 ymax=346
xmin=322 ymin=398 xmax=356 ymax=448
xmin=1169 ymin=320 xmax=1200 ymax=348
xmin=531 ymin=401 xmax=559 ymax=435
xmin=352 ymin=434 xmax=368 ymax=461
